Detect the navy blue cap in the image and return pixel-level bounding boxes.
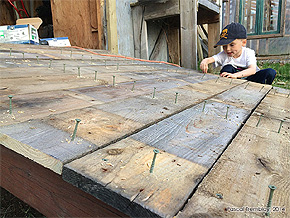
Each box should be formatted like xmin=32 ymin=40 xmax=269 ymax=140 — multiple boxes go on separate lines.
xmin=214 ymin=23 xmax=247 ymax=48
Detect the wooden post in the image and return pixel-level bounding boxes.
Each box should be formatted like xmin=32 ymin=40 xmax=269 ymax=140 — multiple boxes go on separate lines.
xmin=106 ymin=0 xmax=118 ymax=54
xmin=208 ymin=22 xmax=221 ymax=57
xmin=180 ymin=0 xmax=197 ymax=69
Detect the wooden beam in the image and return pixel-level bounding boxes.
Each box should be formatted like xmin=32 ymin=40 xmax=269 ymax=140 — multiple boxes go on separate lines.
xmin=106 ymin=0 xmax=118 ymax=54
xmin=144 ymin=0 xmax=179 ymax=20
xmin=208 ymin=22 xmax=221 ymax=57
xmin=180 ymin=0 xmax=197 ymax=69
xmin=0 ymin=145 xmax=128 ymax=217
xmin=198 ymin=0 xmax=220 ymax=14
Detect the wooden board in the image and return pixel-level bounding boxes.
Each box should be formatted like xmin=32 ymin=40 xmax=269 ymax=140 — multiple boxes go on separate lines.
xmin=176 ymin=90 xmax=290 ymax=218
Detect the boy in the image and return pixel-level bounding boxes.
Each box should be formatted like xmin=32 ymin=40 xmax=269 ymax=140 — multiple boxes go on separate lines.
xmin=200 ymin=22 xmax=276 ymax=85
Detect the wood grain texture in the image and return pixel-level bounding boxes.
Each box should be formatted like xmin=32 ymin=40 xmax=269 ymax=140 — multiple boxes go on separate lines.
xmin=63 ymin=138 xmax=207 ymax=217
xmin=0 ymin=145 xmax=128 ymax=217
xmin=144 ymin=0 xmax=179 ymax=20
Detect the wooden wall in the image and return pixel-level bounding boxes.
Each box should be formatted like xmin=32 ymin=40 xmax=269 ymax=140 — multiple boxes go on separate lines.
xmin=50 ymin=0 xmax=105 ymax=49
xmin=0 ymin=0 xmax=16 ymax=25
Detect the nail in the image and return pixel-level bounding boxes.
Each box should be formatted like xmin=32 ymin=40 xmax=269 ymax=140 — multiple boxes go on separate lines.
xmin=82 ymin=54 xmax=84 ymax=60
xmin=259 ymin=86 xmax=264 ymax=92
xmin=278 ymin=120 xmax=284 ymax=133
xmin=215 ymin=77 xmax=219 ymax=83
xmin=265 ymin=185 xmax=276 ymax=216
xmin=202 ymin=100 xmax=207 ymax=112
xmin=22 ymin=52 xmax=24 ymax=59
xmin=287 ymin=91 xmax=290 ymax=98
xmin=78 ymin=67 xmax=80 ymax=77
xmin=105 ymin=60 xmax=107 ymax=68
xmin=152 ymin=87 xmax=156 ymax=99
xmin=131 ymin=81 xmax=136 ymax=91
xmin=256 ymin=114 xmax=263 ymax=127
xmin=245 ymin=82 xmax=250 ymax=89
xmin=117 ymin=63 xmax=119 ymax=70
xmin=63 ymin=64 xmax=66 ymax=73
xmin=70 ymin=49 xmax=73 ymax=58
xmin=150 ymin=149 xmax=159 ymax=173
xmin=36 ymin=56 xmax=39 ymax=64
xmin=175 ymin=92 xmax=178 ymax=104
xmin=71 ymin=119 xmax=81 ymax=141
xmin=113 ymin=75 xmax=116 ymax=86
xmin=225 ymin=105 xmax=229 ymax=119
xmin=9 ymin=48 xmax=12 ymax=56
xmin=230 ymin=78 xmax=233 ymax=85
xmin=8 ymin=95 xmax=13 ymax=114
xmin=201 ymin=73 xmax=206 ymax=79
xmin=94 ymin=71 xmax=97 ymax=81
xmin=49 ymin=59 xmax=52 ymax=68
xmin=91 ymin=56 xmax=93 ymax=63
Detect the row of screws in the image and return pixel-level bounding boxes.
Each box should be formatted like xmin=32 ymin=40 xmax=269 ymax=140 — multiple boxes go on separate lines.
xmin=256 ymin=114 xmax=285 ymax=133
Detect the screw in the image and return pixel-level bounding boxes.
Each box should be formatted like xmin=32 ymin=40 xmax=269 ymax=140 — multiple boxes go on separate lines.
xmin=175 ymin=92 xmax=179 ymax=104
xmin=94 ymin=71 xmax=97 ymax=81
xmin=202 ymin=100 xmax=207 ymax=112
xmin=36 ymin=56 xmax=39 ymax=64
xmin=49 ymin=59 xmax=52 ymax=68
xmin=216 ymin=193 xmax=223 ymax=199
xmin=71 ymin=119 xmax=81 ymax=141
xmin=63 ymin=64 xmax=66 ymax=73
xmin=259 ymin=86 xmax=264 ymax=92
xmin=82 ymin=54 xmax=84 ymax=60
xmin=9 ymin=48 xmax=12 ymax=56
xmin=278 ymin=120 xmax=284 ymax=133
xmin=245 ymin=82 xmax=250 ymax=89
xmin=78 ymin=67 xmax=80 ymax=77
xmin=287 ymin=91 xmax=290 ymax=98
xmin=70 ymin=49 xmax=73 ymax=58
xmin=8 ymin=95 xmax=13 ymax=114
xmin=273 ymin=89 xmax=276 ymax=95
xmin=256 ymin=114 xmax=263 ymax=127
xmin=152 ymin=87 xmax=156 ymax=99
xmin=230 ymin=78 xmax=233 ymax=85
xmin=113 ymin=75 xmax=116 ymax=86
xmin=131 ymin=81 xmax=136 ymax=91
xmin=201 ymin=73 xmax=206 ymax=79
xmin=265 ymin=185 xmax=276 ymax=216
xmin=149 ymin=149 xmax=159 ymax=173
xmin=225 ymin=105 xmax=229 ymax=119
xmin=117 ymin=63 xmax=119 ymax=71
xmin=105 ymin=60 xmax=107 ymax=68
xmin=215 ymin=77 xmax=219 ymax=83
xmin=22 ymin=52 xmax=24 ymax=59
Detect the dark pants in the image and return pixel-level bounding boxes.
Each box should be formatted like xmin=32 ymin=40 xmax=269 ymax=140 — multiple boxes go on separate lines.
xmin=220 ymin=64 xmax=276 ymax=85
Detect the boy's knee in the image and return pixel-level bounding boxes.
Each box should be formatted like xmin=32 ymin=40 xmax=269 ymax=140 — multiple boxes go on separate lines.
xmin=267 ymin=68 xmax=277 ymax=77
xmin=221 ymin=64 xmax=236 ymax=73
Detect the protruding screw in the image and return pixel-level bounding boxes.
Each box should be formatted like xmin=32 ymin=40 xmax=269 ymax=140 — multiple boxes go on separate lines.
xmin=256 ymin=114 xmax=263 ymax=127
xmin=131 ymin=81 xmax=136 ymax=91
xmin=287 ymin=91 xmax=290 ymax=98
xmin=9 ymin=48 xmax=12 ymax=56
xmin=71 ymin=119 xmax=81 ymax=141
xmin=175 ymin=92 xmax=179 ymax=104
xmin=113 ymin=75 xmax=116 ymax=86
xmin=22 ymin=52 xmax=25 ymax=59
xmin=278 ymin=120 xmax=284 ymax=133
xmin=245 ymin=82 xmax=250 ymax=89
xmin=152 ymin=87 xmax=156 ymax=99
xmin=230 ymin=78 xmax=233 ymax=85
xmin=149 ymin=149 xmax=159 ymax=173
xmin=36 ymin=56 xmax=39 ymax=64
xmin=8 ymin=95 xmax=13 ymax=114
xmin=259 ymin=86 xmax=264 ymax=92
xmin=117 ymin=63 xmax=119 ymax=71
xmin=94 ymin=71 xmax=97 ymax=81
xmin=201 ymin=73 xmax=206 ymax=79
xmin=202 ymin=100 xmax=207 ymax=112
xmin=63 ymin=64 xmax=66 ymax=73
xmin=78 ymin=67 xmax=81 ymax=77
xmin=105 ymin=60 xmax=107 ymax=68
xmin=225 ymin=105 xmax=230 ymax=119
xmin=265 ymin=185 xmax=276 ymax=216
xmin=70 ymin=49 xmax=73 ymax=58
xmin=215 ymin=77 xmax=219 ymax=83
xmin=49 ymin=59 xmax=52 ymax=68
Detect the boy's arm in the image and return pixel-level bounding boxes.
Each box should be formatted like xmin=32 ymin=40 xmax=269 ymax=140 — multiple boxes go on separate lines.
xmin=220 ymin=64 xmax=256 ymax=79
xmin=200 ymin=57 xmax=215 ymax=74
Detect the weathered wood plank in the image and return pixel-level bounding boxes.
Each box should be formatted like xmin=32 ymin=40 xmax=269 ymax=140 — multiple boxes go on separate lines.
xmin=63 ymin=138 xmax=207 ymax=217
xmin=144 ymin=0 xmax=179 ymax=20
xmin=176 ymin=117 xmax=289 ymax=218
xmin=0 ymin=145 xmax=128 ymax=217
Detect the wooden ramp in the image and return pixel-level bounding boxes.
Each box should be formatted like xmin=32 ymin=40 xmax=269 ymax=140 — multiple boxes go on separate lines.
xmin=0 ymin=44 xmax=289 ymax=217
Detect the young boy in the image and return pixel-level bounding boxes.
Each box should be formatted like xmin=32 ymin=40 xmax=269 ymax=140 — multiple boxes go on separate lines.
xmin=200 ymin=22 xmax=276 ymax=85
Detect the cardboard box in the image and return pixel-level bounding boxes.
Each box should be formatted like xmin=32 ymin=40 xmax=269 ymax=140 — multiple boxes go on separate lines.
xmin=0 ymin=24 xmax=39 ymax=44
xmin=40 ymin=37 xmax=71 ymax=47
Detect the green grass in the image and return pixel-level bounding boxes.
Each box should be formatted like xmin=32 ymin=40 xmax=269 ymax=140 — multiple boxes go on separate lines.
xmin=258 ymin=62 xmax=290 ymax=89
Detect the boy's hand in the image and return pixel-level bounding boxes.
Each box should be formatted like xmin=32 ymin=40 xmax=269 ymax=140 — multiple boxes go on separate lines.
xmin=200 ymin=59 xmax=209 ymax=73
xmin=220 ymin=72 xmax=238 ymax=79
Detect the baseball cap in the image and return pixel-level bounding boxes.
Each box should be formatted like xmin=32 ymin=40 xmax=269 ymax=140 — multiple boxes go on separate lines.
xmin=214 ymin=22 xmax=247 ymax=48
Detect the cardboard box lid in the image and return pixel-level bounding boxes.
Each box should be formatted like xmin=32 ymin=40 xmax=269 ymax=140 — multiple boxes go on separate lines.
xmin=16 ymin=17 xmax=43 ymax=29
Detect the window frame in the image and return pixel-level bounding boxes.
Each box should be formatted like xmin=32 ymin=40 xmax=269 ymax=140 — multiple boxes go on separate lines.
xmin=238 ymin=0 xmax=286 ymax=39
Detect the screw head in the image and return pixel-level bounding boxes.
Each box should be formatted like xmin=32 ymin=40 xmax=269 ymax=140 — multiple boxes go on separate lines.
xmin=8 ymin=95 xmax=13 ymax=98
xmin=269 ymin=185 xmax=276 ymax=190
xmin=153 ymin=149 xmax=159 ymax=154
xmin=75 ymin=119 xmax=81 ymax=122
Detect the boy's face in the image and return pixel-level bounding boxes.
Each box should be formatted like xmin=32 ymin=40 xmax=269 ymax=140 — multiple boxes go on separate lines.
xmin=222 ymin=39 xmax=247 ymax=58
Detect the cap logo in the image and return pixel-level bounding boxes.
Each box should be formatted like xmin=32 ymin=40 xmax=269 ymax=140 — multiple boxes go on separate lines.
xmin=220 ymin=29 xmax=228 ymax=39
